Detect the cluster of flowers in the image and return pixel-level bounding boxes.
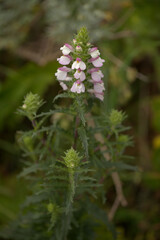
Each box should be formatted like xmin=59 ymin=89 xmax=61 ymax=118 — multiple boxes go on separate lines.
xmin=55 ymin=41 xmax=105 ymax=101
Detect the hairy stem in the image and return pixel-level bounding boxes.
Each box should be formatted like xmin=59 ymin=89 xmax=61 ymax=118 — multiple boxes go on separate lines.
xmin=73 ymin=116 xmax=80 ymax=150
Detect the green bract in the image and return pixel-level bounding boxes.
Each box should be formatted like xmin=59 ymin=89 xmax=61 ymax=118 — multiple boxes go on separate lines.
xmin=109 ymin=109 xmax=124 ymax=127
xmin=63 ymin=147 xmax=81 ymax=169
xmin=21 ymin=92 xmax=44 ymax=120
xmin=118 ymin=134 xmax=129 ymax=144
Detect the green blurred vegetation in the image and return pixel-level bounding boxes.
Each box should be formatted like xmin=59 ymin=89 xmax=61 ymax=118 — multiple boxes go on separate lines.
xmin=0 ymin=0 xmax=160 ymax=239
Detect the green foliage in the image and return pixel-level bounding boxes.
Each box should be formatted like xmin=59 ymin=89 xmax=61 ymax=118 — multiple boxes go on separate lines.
xmin=109 ymin=110 xmax=124 ymax=127
xmin=18 ymin=92 xmax=44 ymax=121
xmin=0 ymin=175 xmax=27 ymax=225
xmin=0 ymin=28 xmax=135 ymax=240
xmin=0 ymin=0 xmax=38 ymax=49
xmin=63 ymin=147 xmax=81 ymax=169
xmin=151 ymin=96 xmax=160 ymax=132
xmin=0 ymin=61 xmax=58 ymax=130
xmin=75 ymin=97 xmax=86 ymax=126
xmin=75 ymin=27 xmax=89 ymax=45
xmin=78 ymin=127 xmax=89 ymax=159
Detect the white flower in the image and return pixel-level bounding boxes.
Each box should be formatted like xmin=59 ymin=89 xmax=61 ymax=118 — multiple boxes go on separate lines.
xmin=72 ymin=58 xmax=86 ymax=70
xmin=65 ymin=77 xmax=72 ymax=81
xmin=89 ymin=47 xmax=100 ymax=58
xmin=73 ymin=39 xmax=76 ymax=44
xmin=55 ymin=67 xmax=71 ymax=80
xmin=60 ymin=44 xmax=73 ymax=55
xmin=76 ymin=45 xmax=82 ymax=51
xmin=88 ymin=68 xmax=104 ymax=81
xmin=70 ymin=80 xmax=85 ymax=93
xmin=74 ymin=69 xmax=86 ymax=81
xmin=88 ymin=89 xmax=104 ymax=101
xmin=60 ymin=82 xmax=68 ymax=90
xmin=94 ymin=83 xmax=105 ymax=93
xmin=95 ymin=92 xmax=104 ymax=101
xmin=57 ymin=55 xmax=72 ymax=65
xmin=89 ymin=56 xmax=105 ymax=67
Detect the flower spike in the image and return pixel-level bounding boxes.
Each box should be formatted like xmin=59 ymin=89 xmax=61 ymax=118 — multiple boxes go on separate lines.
xmin=55 ymin=27 xmax=106 ymax=100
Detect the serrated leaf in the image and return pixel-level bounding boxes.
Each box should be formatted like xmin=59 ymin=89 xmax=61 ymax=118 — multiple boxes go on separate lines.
xmin=103 ymin=161 xmax=138 ymax=171
xmin=78 ymin=127 xmax=88 ymax=159
xmin=18 ymin=164 xmax=42 ymax=178
xmin=76 ymin=98 xmax=86 ymax=126
xmin=0 ymin=62 xmax=58 ymax=130
xmin=53 ymin=92 xmax=72 ymax=103
xmin=86 ymin=201 xmax=117 ymax=239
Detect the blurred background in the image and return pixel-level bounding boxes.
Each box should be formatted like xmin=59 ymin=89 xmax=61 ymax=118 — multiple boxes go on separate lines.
xmin=0 ymin=0 xmax=160 ymax=239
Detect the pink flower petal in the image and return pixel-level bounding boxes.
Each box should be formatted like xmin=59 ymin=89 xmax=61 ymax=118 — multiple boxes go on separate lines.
xmin=70 ymin=81 xmax=85 ymax=93
xmin=94 ymin=83 xmax=105 ymax=93
xmin=57 ymin=55 xmax=72 ymax=65
xmin=74 ymin=69 xmax=86 ymax=81
xmin=60 ymin=44 xmax=73 ymax=55
xmin=91 ymin=57 xmax=105 ymax=67
xmin=95 ymin=93 xmax=104 ymax=101
xmin=79 ymin=61 xmax=86 ymax=70
xmin=58 ymin=67 xmax=71 ymax=72
xmin=60 ymin=82 xmax=68 ymax=90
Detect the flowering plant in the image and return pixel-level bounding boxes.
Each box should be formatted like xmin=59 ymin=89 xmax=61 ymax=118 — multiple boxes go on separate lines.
xmin=0 ymin=28 xmax=136 ymax=240
xmin=55 ymin=27 xmax=105 ymax=101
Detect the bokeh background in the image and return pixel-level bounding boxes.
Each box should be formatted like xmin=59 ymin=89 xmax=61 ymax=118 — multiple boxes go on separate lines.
xmin=0 ymin=0 xmax=160 ymax=239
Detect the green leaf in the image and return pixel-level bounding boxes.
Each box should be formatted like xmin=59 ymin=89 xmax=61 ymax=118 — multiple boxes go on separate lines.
xmin=86 ymin=201 xmax=117 ymax=239
xmin=76 ymin=97 xmax=86 ymax=126
xmin=103 ymin=161 xmax=138 ymax=172
xmin=18 ymin=164 xmax=42 ymax=178
xmin=78 ymin=127 xmax=89 ymax=159
xmin=0 ymin=61 xmax=58 ymax=130
xmin=53 ymin=92 xmax=73 ymax=103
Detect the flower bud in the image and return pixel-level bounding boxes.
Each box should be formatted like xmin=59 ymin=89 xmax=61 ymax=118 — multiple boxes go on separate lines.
xmin=76 ymin=45 xmax=82 ymax=51
xmin=63 ymin=147 xmax=81 ymax=169
xmin=109 ymin=110 xmax=124 ymax=127
xmin=47 ymin=203 xmax=54 ymax=213
xmin=118 ymin=134 xmax=129 ymax=144
xmin=20 ymin=92 xmax=44 ymax=120
xmin=73 ymin=39 xmax=76 ymax=44
xmin=47 ymin=203 xmax=61 ymax=227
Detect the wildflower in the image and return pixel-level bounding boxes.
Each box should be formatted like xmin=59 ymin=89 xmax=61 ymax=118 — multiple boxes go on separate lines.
xmin=88 ymin=89 xmax=104 ymax=101
xmin=55 ymin=27 xmax=106 ymax=100
xmin=55 ymin=67 xmax=71 ymax=80
xmin=60 ymin=82 xmax=68 ymax=90
xmin=95 ymin=92 xmax=104 ymax=101
xmin=89 ymin=47 xmax=100 ymax=58
xmin=76 ymin=45 xmax=82 ymax=51
xmin=73 ymin=39 xmax=76 ymax=44
xmin=57 ymin=55 xmax=72 ymax=65
xmin=72 ymin=58 xmax=86 ymax=70
xmin=64 ymin=77 xmax=72 ymax=81
xmin=94 ymin=82 xmax=105 ymax=93
xmin=71 ymin=80 xmax=85 ymax=93
xmin=88 ymin=68 xmax=104 ymax=81
xmin=60 ymin=44 xmax=73 ymax=55
xmin=89 ymin=56 xmax=105 ymax=67
xmin=74 ymin=69 xmax=86 ymax=81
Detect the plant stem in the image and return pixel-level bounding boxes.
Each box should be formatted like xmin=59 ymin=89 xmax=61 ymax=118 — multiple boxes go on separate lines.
xmin=73 ymin=116 xmax=80 ymax=150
